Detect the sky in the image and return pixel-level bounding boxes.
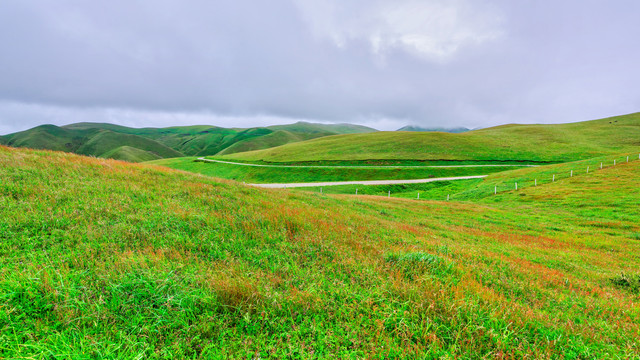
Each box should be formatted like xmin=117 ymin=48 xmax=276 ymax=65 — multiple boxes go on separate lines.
xmin=0 ymin=0 xmax=639 ymax=134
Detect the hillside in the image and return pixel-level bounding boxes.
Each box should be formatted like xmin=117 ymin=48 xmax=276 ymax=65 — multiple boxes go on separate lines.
xmin=397 ymin=125 xmax=469 ymax=133
xmin=0 ymin=125 xmax=182 ymax=162
xmin=226 ymin=112 xmax=640 ymax=163
xmin=1 ymin=121 xmax=378 ymax=161
xmin=147 ymin=156 xmax=522 ymax=184
xmin=2 ymin=145 xmax=639 ymax=358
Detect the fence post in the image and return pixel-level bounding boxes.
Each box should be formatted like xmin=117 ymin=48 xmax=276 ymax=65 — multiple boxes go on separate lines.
xmin=614 ymin=160 xmax=616 ymax=166
xmin=601 ymin=162 xmax=603 ymax=169
xmin=447 ymin=194 xmax=450 ymax=201
xmin=494 ymin=185 xmax=497 ymax=195
xmin=553 ymin=174 xmax=555 ymax=182
xmin=417 ymin=193 xmax=420 ymax=200
xmin=627 ymin=156 xmax=629 ymax=163
xmin=535 ymin=179 xmax=537 ymax=186
xmin=571 ymin=170 xmax=573 ymax=177
xmin=587 ymin=166 xmax=589 ymax=173
xmin=515 ymin=182 xmax=518 ymax=190
xmin=355 ymin=189 xmax=358 ymax=195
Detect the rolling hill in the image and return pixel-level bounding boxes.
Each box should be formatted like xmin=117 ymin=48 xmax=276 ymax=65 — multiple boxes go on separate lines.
xmin=0 ymin=124 xmax=183 ymax=162
xmin=225 ymin=112 xmax=640 ymax=163
xmin=396 ymin=125 xmax=470 ymax=133
xmin=0 ymin=121 xmax=377 ymax=162
xmin=2 ymin=145 xmax=639 ymax=358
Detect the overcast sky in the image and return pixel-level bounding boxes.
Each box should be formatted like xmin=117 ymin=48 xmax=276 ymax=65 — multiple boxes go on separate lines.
xmin=1 ymin=0 xmax=639 ymax=134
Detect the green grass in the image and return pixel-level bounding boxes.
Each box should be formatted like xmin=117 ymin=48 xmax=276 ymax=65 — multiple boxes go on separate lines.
xmin=2 ymin=145 xmax=640 ymax=358
xmin=101 ymin=146 xmax=163 ymax=162
xmin=292 ymin=179 xmax=483 ymax=201
xmin=216 ymin=130 xmax=314 ymax=155
xmin=148 ymin=157 xmax=522 ymax=183
xmin=226 ymin=112 xmax=640 ymax=163
xmin=0 ymin=125 xmax=183 ymax=162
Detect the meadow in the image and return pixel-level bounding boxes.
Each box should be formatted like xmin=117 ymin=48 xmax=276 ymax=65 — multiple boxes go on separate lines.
xmin=148 ymin=157 xmax=526 ymax=184
xmin=1 ymin=145 xmax=639 ymax=358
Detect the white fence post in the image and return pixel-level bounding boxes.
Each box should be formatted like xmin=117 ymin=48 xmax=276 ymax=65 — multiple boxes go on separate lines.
xmin=388 ymin=190 xmax=390 ymax=198
xmin=587 ymin=166 xmax=589 ymax=173
xmin=447 ymin=194 xmax=449 ymax=201
xmin=627 ymin=156 xmax=629 ymax=163
xmin=571 ymin=170 xmax=573 ymax=177
xmin=614 ymin=160 xmax=616 ymax=166
xmin=355 ymin=188 xmax=358 ymax=195
xmin=494 ymin=185 xmax=497 ymax=195
xmin=515 ymin=182 xmax=518 ymax=190
xmin=553 ymin=174 xmax=555 ymax=182
xmin=417 ymin=193 xmax=420 ymax=200
xmin=601 ymin=162 xmax=603 ymax=169
xmin=535 ymin=179 xmax=537 ymax=186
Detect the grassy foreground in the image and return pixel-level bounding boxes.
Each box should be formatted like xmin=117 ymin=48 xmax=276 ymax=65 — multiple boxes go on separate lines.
xmin=1 ymin=146 xmax=640 ymax=358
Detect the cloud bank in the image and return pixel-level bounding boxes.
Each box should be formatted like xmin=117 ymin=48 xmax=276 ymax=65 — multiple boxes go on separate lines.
xmin=0 ymin=0 xmax=638 ymax=133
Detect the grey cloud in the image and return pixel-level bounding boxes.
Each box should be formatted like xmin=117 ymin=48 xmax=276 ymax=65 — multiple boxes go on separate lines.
xmin=0 ymin=0 xmax=639 ymax=134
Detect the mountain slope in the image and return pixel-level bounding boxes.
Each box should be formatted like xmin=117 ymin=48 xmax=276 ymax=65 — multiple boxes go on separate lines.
xmin=397 ymin=125 xmax=469 ymax=133
xmin=226 ymin=112 xmax=640 ymax=163
xmin=2 ymin=121 xmax=379 ymax=160
xmin=0 ymin=125 xmax=183 ymax=161
xmin=1 ymin=145 xmax=639 ymax=358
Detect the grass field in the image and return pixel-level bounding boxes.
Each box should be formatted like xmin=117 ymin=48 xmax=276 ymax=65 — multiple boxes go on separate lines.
xmin=225 ymin=112 xmax=640 ymax=163
xmin=147 ymin=157 xmax=523 ymax=184
xmin=292 ymin=153 xmax=640 ymax=202
xmin=2 ymin=145 xmax=640 ymax=358
xmin=292 ymin=179 xmax=484 ymax=200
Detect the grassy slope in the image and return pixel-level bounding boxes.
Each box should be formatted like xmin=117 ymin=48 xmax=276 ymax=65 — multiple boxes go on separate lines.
xmin=76 ymin=130 xmax=183 ymax=159
xmin=226 ymin=112 xmax=640 ymax=163
xmin=1 ymin=146 xmax=639 ymax=358
xmin=267 ymin=122 xmax=377 ymax=134
xmin=63 ymin=121 xmax=378 ymax=157
xmin=147 ymin=157 xmax=520 ymax=183
xmin=101 ymin=146 xmax=163 ymax=162
xmin=0 ymin=124 xmax=94 ymax=152
xmin=217 ymin=130 xmax=316 ymax=156
xmin=0 ymin=125 xmax=184 ymax=162
xmin=292 ymin=153 xmax=640 ymax=201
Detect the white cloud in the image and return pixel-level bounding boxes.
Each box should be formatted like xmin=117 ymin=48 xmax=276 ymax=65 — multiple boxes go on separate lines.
xmin=294 ymin=0 xmax=504 ymax=62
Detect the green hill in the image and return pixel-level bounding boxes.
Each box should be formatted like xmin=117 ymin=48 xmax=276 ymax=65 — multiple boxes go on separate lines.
xmin=226 ymin=112 xmax=640 ymax=163
xmin=268 ymin=121 xmax=377 ymax=135
xmin=1 ymin=121 xmax=379 ymax=161
xmin=100 ymin=145 xmax=163 ymax=162
xmin=0 ymin=125 xmax=183 ymax=162
xmin=75 ymin=130 xmax=183 ymax=159
xmin=397 ymin=125 xmax=470 ymax=133
xmin=216 ymin=130 xmax=311 ymax=155
xmin=2 ymin=145 xmax=639 ymax=358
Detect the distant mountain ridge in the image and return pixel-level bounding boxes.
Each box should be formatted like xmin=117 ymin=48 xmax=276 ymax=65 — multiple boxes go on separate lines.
xmin=0 ymin=121 xmax=377 ymax=162
xmin=397 ymin=125 xmax=470 ymax=133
